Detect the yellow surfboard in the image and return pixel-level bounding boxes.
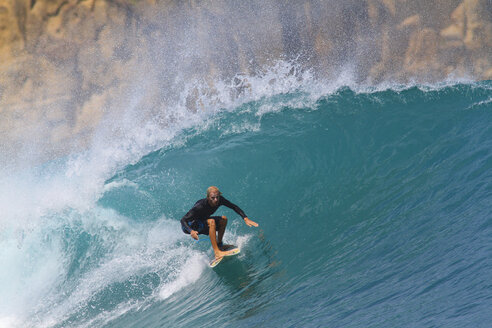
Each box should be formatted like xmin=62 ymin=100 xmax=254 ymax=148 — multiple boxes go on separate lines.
xmin=209 ymin=246 xmax=240 ymax=268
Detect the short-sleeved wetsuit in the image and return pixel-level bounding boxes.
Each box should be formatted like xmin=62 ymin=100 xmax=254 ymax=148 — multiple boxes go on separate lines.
xmin=180 ymin=196 xmax=247 ymax=235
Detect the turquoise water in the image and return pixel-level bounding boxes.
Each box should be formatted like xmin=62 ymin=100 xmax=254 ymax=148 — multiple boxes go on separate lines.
xmin=1 ymin=80 xmax=492 ymax=327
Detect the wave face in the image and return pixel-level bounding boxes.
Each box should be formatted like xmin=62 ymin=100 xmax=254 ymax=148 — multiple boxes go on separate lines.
xmin=1 ymin=79 xmax=492 ymax=328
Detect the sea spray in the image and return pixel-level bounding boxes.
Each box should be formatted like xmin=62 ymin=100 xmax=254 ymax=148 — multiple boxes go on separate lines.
xmin=0 ymin=62 xmax=317 ymax=327
xmin=1 ymin=78 xmax=491 ymax=327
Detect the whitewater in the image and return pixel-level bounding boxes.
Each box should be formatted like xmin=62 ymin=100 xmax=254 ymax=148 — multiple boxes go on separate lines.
xmin=0 ymin=64 xmax=491 ymax=327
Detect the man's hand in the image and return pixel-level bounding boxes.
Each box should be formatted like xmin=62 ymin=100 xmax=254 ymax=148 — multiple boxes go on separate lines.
xmin=244 ymin=217 xmax=259 ymax=227
xmin=190 ymin=230 xmax=199 ymax=240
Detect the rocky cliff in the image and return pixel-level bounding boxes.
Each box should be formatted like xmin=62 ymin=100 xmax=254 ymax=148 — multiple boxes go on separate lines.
xmin=0 ymin=0 xmax=491 ymax=163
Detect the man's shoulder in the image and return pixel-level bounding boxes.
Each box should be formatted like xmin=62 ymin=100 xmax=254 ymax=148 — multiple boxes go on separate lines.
xmin=193 ymin=198 xmax=208 ymax=207
xmin=219 ymin=196 xmax=230 ymax=204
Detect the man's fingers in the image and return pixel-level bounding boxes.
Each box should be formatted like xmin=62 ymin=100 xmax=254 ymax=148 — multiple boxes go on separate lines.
xmin=246 ymin=220 xmax=259 ymax=227
xmin=191 ymin=231 xmax=199 ymax=240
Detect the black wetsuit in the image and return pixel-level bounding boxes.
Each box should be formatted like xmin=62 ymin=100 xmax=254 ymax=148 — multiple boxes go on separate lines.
xmin=180 ymin=196 xmax=247 ymax=235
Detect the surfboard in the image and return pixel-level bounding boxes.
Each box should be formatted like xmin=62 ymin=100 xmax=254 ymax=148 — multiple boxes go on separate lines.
xmin=209 ymin=245 xmax=240 ymax=268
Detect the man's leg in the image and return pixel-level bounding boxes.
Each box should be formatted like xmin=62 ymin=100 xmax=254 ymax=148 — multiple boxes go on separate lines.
xmin=208 ymin=218 xmax=227 ymax=259
xmin=217 ymin=215 xmax=227 ymax=246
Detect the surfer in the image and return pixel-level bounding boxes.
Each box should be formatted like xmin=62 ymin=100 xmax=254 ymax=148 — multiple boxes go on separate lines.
xmin=181 ymin=186 xmax=258 ymax=259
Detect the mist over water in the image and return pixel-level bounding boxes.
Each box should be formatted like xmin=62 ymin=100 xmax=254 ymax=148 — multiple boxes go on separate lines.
xmin=1 ymin=1 xmax=492 ymax=327
xmin=4 ymin=0 xmax=489 ymax=169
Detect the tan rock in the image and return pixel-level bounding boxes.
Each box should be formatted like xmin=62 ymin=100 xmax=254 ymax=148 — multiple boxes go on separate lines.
xmin=97 ymin=24 xmax=130 ymax=63
xmin=368 ymin=0 xmax=396 ymax=27
xmin=45 ymin=11 xmax=64 ymax=37
xmin=50 ymin=123 xmax=72 ymax=146
xmin=30 ymin=0 xmax=69 ymax=17
xmin=399 ymin=15 xmax=421 ymax=30
xmin=463 ymin=0 xmax=492 ymax=50
xmin=473 ymin=57 xmax=492 ymax=78
xmin=484 ymin=68 xmax=492 ymax=80
xmin=314 ymin=31 xmax=333 ymax=62
xmin=404 ymin=28 xmax=443 ymax=77
xmin=441 ymin=24 xmax=465 ymax=41
xmin=381 ymin=0 xmax=397 ymax=16
xmin=441 ymin=2 xmax=465 ymax=40
xmin=0 ymin=0 xmax=24 ymax=60
xmin=73 ymin=92 xmax=105 ymax=135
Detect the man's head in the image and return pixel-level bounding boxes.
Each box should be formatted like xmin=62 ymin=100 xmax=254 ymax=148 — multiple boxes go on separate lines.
xmin=206 ymin=186 xmax=221 ymax=207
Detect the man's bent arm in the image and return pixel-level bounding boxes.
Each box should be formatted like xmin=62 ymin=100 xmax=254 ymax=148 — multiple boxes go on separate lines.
xmin=180 ymin=211 xmax=194 ymax=233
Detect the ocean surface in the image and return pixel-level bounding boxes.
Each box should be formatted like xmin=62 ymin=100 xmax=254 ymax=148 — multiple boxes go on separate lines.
xmin=1 ymin=73 xmax=491 ymax=327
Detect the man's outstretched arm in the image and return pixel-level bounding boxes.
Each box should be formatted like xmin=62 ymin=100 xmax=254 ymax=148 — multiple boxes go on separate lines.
xmin=221 ymin=197 xmax=258 ymax=227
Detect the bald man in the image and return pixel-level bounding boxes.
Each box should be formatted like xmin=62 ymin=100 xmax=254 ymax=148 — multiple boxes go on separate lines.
xmin=181 ymin=186 xmax=258 ymax=259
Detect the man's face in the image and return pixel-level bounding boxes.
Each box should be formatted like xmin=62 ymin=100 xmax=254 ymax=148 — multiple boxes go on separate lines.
xmin=208 ymin=192 xmax=220 ymax=207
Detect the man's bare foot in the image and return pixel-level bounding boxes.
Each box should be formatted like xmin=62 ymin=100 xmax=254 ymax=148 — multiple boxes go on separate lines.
xmin=214 ymin=250 xmax=228 ymax=260
xmin=214 ymin=249 xmax=237 ymax=259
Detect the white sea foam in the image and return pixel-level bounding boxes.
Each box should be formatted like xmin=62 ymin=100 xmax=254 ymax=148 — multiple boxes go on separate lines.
xmin=467 ymin=97 xmax=492 ymax=110
xmin=0 ymin=317 xmax=20 ymax=328
xmin=103 ymin=179 xmax=141 ymax=192
xmin=236 ymin=234 xmax=252 ymax=250
xmin=0 ymin=218 xmax=66 ymax=328
xmin=159 ymin=253 xmax=207 ymax=300
xmin=19 ymin=215 xmax=193 ymax=328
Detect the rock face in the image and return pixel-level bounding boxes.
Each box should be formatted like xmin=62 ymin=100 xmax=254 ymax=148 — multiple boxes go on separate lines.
xmin=0 ymin=0 xmax=491 ymax=163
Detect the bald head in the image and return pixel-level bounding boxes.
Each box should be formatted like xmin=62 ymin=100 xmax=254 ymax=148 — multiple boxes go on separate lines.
xmin=206 ymin=186 xmax=221 ymax=207
xmin=207 ymin=186 xmax=221 ymax=197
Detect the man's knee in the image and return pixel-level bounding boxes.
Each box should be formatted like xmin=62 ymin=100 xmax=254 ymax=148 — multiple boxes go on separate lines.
xmin=220 ymin=216 xmax=228 ymax=227
xmin=207 ymin=219 xmax=216 ymax=228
